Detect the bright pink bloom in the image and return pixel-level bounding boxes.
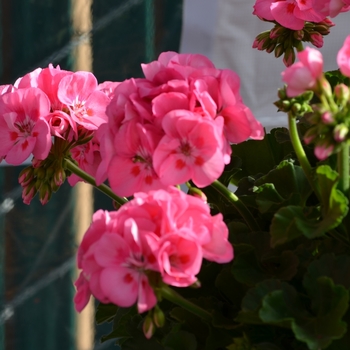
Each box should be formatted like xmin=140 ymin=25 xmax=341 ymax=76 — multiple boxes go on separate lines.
xmin=74 ymin=188 xmax=233 ymax=313
xmin=282 ymin=47 xmax=324 ymax=97
xmin=153 ymin=110 xmax=225 ymax=188
xmin=108 ymin=121 xmax=164 ymax=197
xmin=254 ymin=0 xmax=326 ymax=30
xmin=57 ymin=71 xmax=110 ymax=130
xmin=337 ymin=35 xmax=350 ymax=77
xmin=68 ymin=134 xmax=102 ymax=186
xmin=0 ymin=88 xmax=51 ymax=165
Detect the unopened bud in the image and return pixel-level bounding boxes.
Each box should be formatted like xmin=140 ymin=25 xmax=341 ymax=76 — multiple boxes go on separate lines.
xmin=310 ymin=33 xmax=324 ymax=48
xmin=270 ymin=25 xmax=285 ymax=39
xmin=334 ymin=83 xmax=350 ymax=104
xmin=18 ymin=166 xmax=34 ymax=187
xmin=333 ymin=124 xmax=349 ymax=143
xmin=283 ymin=48 xmax=295 ymax=67
xmin=153 ymin=306 xmax=165 ymax=328
xmin=293 ymin=30 xmax=304 ymax=41
xmin=274 ymin=44 xmax=284 ymax=58
xmin=143 ymin=315 xmax=155 ymax=339
xmin=291 ymin=103 xmax=302 ymax=114
xmin=188 ymin=187 xmax=207 ymax=202
xmin=22 ymin=183 xmax=38 ymax=205
xmin=39 ymin=183 xmax=52 ymax=205
xmin=321 ymin=111 xmax=334 ymax=124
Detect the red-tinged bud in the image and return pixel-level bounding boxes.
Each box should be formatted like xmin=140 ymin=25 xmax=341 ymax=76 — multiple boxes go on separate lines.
xmin=320 ymin=18 xmax=335 ymax=28
xmin=334 ymin=83 xmax=350 ymax=103
xmin=153 ymin=306 xmax=165 ymax=328
xmin=22 ymin=183 xmax=38 ymax=205
xmin=142 ymin=315 xmax=155 ymax=339
xmin=315 ymin=142 xmax=334 ymax=160
xmin=283 ymin=48 xmax=295 ymax=67
xmin=18 ymin=166 xmax=34 ymax=187
xmin=313 ymin=24 xmax=330 ymax=35
xmin=54 ymin=168 xmax=66 ymax=187
xmin=310 ymin=33 xmax=324 ymax=48
xmin=293 ymin=30 xmax=304 ymax=41
xmin=270 ymin=26 xmax=285 ymax=39
xmin=319 ymin=77 xmax=332 ymax=98
xmin=266 ymin=42 xmax=276 ymax=53
xmin=39 ymin=183 xmax=52 ymax=205
xmin=321 ymin=111 xmax=334 ymax=124
xmin=334 ymin=124 xmax=349 ymax=142
xmin=252 ymin=38 xmax=259 ymax=49
xmin=274 ymin=44 xmax=284 ymax=58
xmin=32 ymin=158 xmax=43 ymax=168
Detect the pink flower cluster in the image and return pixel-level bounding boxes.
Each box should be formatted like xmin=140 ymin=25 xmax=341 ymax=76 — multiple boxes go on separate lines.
xmin=0 ymin=65 xmax=111 ymax=166
xmin=282 ymin=35 xmax=350 ymax=98
xmin=74 ymin=187 xmax=233 ymax=313
xmin=253 ymin=0 xmax=350 ymax=30
xmin=96 ymin=52 xmax=264 ymax=197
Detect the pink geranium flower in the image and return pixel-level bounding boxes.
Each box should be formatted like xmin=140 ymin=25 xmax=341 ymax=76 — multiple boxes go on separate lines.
xmin=282 ymin=47 xmax=324 ymax=97
xmin=57 ymin=71 xmax=110 ymax=131
xmin=337 ymin=35 xmax=350 ymax=77
xmin=153 ymin=110 xmax=225 ymax=188
xmin=0 ymin=87 xmax=51 ymax=165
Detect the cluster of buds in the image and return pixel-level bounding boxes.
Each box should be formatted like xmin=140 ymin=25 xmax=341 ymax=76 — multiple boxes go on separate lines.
xmin=253 ymin=20 xmax=335 ymax=66
xmin=18 ymin=156 xmax=68 ymax=205
xmin=303 ymin=84 xmax=350 ymax=160
xmin=142 ymin=305 xmax=165 ymax=339
xmin=274 ymin=86 xmax=314 ymax=117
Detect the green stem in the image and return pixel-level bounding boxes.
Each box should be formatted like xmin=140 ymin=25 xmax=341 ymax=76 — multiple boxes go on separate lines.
xmin=288 ymin=113 xmax=319 ymax=198
xmin=337 ymin=144 xmax=349 ymax=197
xmin=64 ymin=158 xmax=127 ymax=207
xmin=210 ymin=180 xmax=261 ymax=232
xmin=160 ymin=285 xmax=212 ymax=322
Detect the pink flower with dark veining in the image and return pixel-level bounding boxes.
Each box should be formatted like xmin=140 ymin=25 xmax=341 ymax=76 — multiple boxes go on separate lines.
xmin=337 ymin=35 xmax=350 ymax=77
xmin=0 ymin=87 xmax=51 ymax=165
xmin=282 ymin=47 xmax=323 ymax=97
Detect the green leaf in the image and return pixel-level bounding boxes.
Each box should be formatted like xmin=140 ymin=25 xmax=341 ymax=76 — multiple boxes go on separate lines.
xmin=254 ymin=160 xmax=311 ymax=206
xmin=316 ymin=165 xmax=349 ymax=230
xmin=236 ymin=280 xmax=287 ymax=325
xmin=230 ymin=129 xmax=294 ymax=183
xmin=95 ymin=302 xmax=118 ymax=325
xmin=260 ymin=277 xmax=349 ymax=349
xmin=304 ymin=253 xmax=350 ymax=294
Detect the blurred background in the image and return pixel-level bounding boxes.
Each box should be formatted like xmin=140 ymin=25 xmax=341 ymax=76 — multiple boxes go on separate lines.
xmin=0 ymin=0 xmax=348 ymax=349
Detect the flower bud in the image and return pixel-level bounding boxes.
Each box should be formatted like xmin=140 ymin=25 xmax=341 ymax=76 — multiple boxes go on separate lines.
xmin=333 ymin=124 xmax=349 ymax=143
xmin=334 ymin=83 xmax=350 ymax=104
xmin=321 ymin=111 xmax=334 ymax=124
xmin=270 ymin=25 xmax=285 ymax=39
xmin=153 ymin=306 xmax=165 ymax=328
xmin=310 ymin=33 xmax=324 ymax=48
xmin=188 ymin=187 xmax=207 ymax=202
xmin=283 ymin=48 xmax=295 ymax=67
xmin=18 ymin=166 xmax=34 ymax=187
xmin=22 ymin=182 xmax=38 ymax=205
xmin=274 ymin=44 xmax=284 ymax=58
xmin=39 ymin=183 xmax=52 ymax=205
xmin=293 ymin=30 xmax=304 ymax=41
xmin=143 ymin=315 xmax=155 ymax=339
